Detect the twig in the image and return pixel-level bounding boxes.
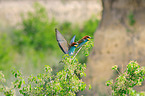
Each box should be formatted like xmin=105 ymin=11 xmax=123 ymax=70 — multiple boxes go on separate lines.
xmin=72 ymin=46 xmax=82 ymax=60
xmin=0 ymin=80 xmax=6 ymax=90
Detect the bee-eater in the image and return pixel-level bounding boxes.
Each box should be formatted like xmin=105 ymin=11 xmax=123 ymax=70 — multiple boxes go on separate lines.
xmin=55 ymin=28 xmax=78 ymax=56
xmin=77 ymin=35 xmax=91 ymax=48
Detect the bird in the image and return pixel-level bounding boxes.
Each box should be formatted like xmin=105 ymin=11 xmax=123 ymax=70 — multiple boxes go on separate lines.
xmin=55 ymin=28 xmax=78 ymax=56
xmin=77 ymin=35 xmax=91 ymax=48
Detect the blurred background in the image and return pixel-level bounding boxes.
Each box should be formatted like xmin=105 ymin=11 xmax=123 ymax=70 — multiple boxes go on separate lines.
xmin=2 ymin=0 xmax=145 ymax=95
xmin=0 ymin=0 xmax=101 ymax=93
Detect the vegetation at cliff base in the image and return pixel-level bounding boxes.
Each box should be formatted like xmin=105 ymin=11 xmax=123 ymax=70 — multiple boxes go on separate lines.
xmin=106 ymin=61 xmax=145 ymax=96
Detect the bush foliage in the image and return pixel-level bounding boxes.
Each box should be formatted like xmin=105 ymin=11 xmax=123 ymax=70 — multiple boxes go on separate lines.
xmin=13 ymin=3 xmax=58 ymax=50
xmin=0 ymin=40 xmax=93 ymax=96
xmin=0 ymin=58 xmax=86 ymax=95
xmin=106 ymin=61 xmax=145 ymax=96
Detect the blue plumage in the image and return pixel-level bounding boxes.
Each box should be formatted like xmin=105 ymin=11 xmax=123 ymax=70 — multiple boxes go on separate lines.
xmin=68 ymin=46 xmax=77 ymax=56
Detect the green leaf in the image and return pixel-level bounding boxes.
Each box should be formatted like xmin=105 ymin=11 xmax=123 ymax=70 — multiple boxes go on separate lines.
xmin=15 ymin=73 xmax=18 ymax=78
xmin=89 ymin=84 xmax=92 ymax=90
xmin=18 ymin=81 xmax=22 ymax=88
xmin=106 ymin=80 xmax=113 ymax=86
xmin=112 ymin=65 xmax=118 ymax=70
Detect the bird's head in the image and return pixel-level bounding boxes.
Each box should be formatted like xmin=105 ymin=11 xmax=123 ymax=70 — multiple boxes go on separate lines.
xmin=70 ymin=42 xmax=78 ymax=48
xmin=83 ymin=35 xmax=91 ymax=41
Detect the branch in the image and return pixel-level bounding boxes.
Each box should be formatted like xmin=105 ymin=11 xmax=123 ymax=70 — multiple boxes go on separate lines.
xmin=72 ymin=46 xmax=82 ymax=60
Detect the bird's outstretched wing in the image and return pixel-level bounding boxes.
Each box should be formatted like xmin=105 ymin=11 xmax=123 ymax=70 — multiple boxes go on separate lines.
xmin=70 ymin=35 xmax=76 ymax=45
xmin=55 ymin=28 xmax=69 ymax=54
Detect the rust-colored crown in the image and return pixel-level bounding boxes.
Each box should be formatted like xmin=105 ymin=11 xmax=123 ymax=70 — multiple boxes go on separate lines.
xmin=82 ymin=35 xmax=91 ymax=39
xmin=71 ymin=42 xmax=77 ymax=46
xmin=71 ymin=42 xmax=78 ymax=46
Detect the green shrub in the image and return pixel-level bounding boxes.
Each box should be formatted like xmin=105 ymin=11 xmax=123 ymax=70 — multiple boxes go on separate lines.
xmin=106 ymin=61 xmax=145 ymax=96
xmin=0 ymin=40 xmax=93 ymax=96
xmin=13 ymin=2 xmax=58 ymax=51
xmin=0 ymin=58 xmax=86 ymax=95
